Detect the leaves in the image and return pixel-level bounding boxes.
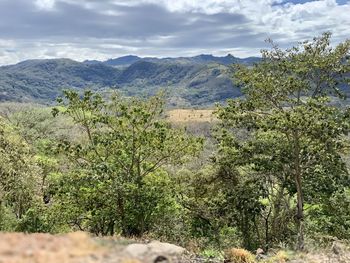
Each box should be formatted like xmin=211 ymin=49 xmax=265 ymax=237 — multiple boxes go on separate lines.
xmin=52 ymin=90 xmax=203 ymax=236
xmin=215 ymin=33 xmax=350 ymax=249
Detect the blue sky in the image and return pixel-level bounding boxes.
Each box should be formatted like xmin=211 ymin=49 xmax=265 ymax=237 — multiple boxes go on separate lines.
xmin=0 ymin=0 xmax=349 ymax=65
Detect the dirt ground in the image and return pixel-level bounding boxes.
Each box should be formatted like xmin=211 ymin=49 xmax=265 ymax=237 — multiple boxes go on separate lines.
xmin=0 ymin=232 xmax=349 ymax=263
xmin=0 ymin=232 xmax=195 ymax=263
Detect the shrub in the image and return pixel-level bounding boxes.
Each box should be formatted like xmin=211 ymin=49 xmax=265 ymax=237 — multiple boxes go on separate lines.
xmin=264 ymin=250 xmax=291 ymax=263
xmin=225 ymin=248 xmax=256 ymax=263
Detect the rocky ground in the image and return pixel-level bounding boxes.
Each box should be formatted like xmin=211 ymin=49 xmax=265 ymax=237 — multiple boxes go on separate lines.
xmin=0 ymin=232 xmax=349 ymax=263
xmin=0 ymin=232 xmax=194 ymax=263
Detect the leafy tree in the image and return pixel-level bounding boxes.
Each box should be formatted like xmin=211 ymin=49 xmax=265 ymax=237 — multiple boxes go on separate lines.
xmin=216 ymin=32 xmax=350 ymax=250
xmin=0 ymin=103 xmax=78 ymax=204
xmin=0 ymin=117 xmax=41 ymax=227
xmin=53 ymin=90 xmax=202 ymax=236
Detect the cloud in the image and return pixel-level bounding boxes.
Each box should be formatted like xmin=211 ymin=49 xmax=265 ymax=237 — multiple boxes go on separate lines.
xmin=35 ymin=0 xmax=56 ymax=10
xmin=0 ymin=0 xmax=349 ymax=65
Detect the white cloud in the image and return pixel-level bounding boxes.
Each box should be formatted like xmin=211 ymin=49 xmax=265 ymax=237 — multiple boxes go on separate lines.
xmin=35 ymin=0 xmax=56 ymax=10
xmin=117 ymin=0 xmax=350 ymax=40
xmin=95 ymin=0 xmax=350 ymax=44
xmin=256 ymin=0 xmax=350 ymax=42
xmin=0 ymin=0 xmax=349 ymax=64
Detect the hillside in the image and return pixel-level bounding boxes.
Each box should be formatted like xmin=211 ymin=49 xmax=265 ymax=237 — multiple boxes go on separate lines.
xmin=167 ymin=109 xmax=215 ymax=123
xmin=0 ymin=54 xmax=255 ymax=106
xmin=97 ymin=54 xmax=260 ymax=67
xmin=2 ymin=54 xmax=348 ymax=107
xmin=0 ymin=59 xmax=121 ymax=103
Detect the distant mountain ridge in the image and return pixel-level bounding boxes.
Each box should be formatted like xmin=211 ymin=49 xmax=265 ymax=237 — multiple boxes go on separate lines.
xmin=0 ymin=54 xmax=260 ymax=106
xmin=103 ymin=55 xmax=142 ymax=67
xmin=84 ymin=54 xmax=260 ymax=67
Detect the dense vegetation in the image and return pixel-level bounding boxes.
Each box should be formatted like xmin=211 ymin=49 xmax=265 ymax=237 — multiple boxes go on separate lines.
xmin=0 ymin=33 xmax=349 ymax=256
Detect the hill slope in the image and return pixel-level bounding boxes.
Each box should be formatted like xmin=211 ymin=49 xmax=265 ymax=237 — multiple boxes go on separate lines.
xmin=0 ymin=55 xmax=257 ymax=105
xmin=0 ymin=59 xmax=121 ymax=102
xmin=92 ymin=54 xmax=260 ymax=67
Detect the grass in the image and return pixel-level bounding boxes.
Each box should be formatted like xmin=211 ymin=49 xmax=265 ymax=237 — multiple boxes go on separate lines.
xmin=225 ymin=248 xmax=256 ymax=263
xmin=166 ymin=109 xmax=216 ymax=123
xmin=200 ymin=248 xmax=225 ymax=260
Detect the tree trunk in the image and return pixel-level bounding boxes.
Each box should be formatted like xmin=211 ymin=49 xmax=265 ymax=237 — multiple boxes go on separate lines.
xmin=117 ymin=194 xmax=127 ymax=236
xmin=295 ymin=172 xmax=304 ymax=250
xmin=293 ymin=131 xmax=304 ymax=250
xmin=264 ymin=207 xmax=272 ymax=252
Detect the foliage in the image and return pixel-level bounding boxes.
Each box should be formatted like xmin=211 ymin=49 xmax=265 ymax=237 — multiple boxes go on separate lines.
xmin=0 ymin=117 xmax=42 ymax=230
xmin=200 ymin=248 xmax=224 ymax=260
xmin=52 ymin=90 xmax=203 ymax=236
xmin=0 ymin=33 xmax=349 ymax=257
xmin=307 ymin=188 xmax=350 ymax=240
xmin=215 ymin=32 xmax=350 ymax=250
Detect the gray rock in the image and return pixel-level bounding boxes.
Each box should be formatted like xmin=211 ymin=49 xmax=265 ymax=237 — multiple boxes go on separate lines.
xmin=123 ymin=241 xmax=186 ymax=262
xmin=147 ymin=241 xmax=186 ymax=256
xmin=256 ymin=248 xmax=264 ymax=255
xmin=125 ymin=243 xmax=149 ymax=257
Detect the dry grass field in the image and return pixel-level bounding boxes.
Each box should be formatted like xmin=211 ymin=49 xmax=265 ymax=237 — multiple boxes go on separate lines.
xmin=167 ymin=109 xmax=216 ymax=123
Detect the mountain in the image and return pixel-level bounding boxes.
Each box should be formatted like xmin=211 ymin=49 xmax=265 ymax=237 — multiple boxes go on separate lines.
xmin=0 ymin=59 xmax=121 ymax=102
xmin=85 ymin=54 xmax=261 ymax=67
xmin=104 ymin=55 xmax=142 ymax=67
xmin=83 ymin=59 xmax=102 ymax=65
xmin=0 ymin=54 xmax=258 ymax=106
xmin=114 ymin=60 xmax=242 ymax=106
xmin=189 ymin=54 xmax=260 ymax=65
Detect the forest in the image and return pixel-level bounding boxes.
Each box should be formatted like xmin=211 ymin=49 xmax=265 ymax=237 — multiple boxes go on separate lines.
xmin=0 ymin=33 xmax=349 ymax=261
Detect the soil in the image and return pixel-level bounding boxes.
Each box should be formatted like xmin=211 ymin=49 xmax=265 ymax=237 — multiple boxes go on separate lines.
xmin=0 ymin=232 xmax=195 ymax=263
xmin=0 ymin=232 xmax=349 ymax=263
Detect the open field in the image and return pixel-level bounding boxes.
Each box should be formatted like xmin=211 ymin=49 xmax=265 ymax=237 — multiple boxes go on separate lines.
xmin=166 ymin=109 xmax=216 ymax=123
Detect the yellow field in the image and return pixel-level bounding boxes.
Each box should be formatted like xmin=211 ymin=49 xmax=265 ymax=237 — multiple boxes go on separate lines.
xmin=167 ymin=109 xmax=216 ymax=123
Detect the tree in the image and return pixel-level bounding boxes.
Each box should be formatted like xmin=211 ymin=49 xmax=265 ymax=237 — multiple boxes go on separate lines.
xmin=0 ymin=117 xmax=41 ymax=228
xmin=217 ymin=32 xmax=350 ymax=250
xmin=53 ymin=90 xmax=202 ymax=236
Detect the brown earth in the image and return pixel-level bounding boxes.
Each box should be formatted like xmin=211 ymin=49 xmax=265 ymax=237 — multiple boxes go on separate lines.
xmin=167 ymin=109 xmax=216 ymax=123
xmin=0 ymin=232 xmax=349 ymax=263
xmin=0 ymin=232 xmax=195 ymax=263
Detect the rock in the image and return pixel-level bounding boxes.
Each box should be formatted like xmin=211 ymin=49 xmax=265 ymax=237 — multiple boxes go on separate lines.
xmin=256 ymin=253 xmax=268 ymax=261
xmin=123 ymin=241 xmax=186 ymax=262
xmin=124 ymin=243 xmax=149 ymax=258
xmin=122 ymin=259 xmax=141 ymax=263
xmin=256 ymin=248 xmax=264 ymax=255
xmin=121 ymin=259 xmax=143 ymax=263
xmin=256 ymin=248 xmax=267 ymax=260
xmin=331 ymin=241 xmax=348 ymax=255
xmin=147 ymin=241 xmax=186 ymax=256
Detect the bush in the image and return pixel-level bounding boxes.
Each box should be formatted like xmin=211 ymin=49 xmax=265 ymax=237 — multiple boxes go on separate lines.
xmin=0 ymin=204 xmax=17 ymax=231
xmin=225 ymin=248 xmax=256 ymax=263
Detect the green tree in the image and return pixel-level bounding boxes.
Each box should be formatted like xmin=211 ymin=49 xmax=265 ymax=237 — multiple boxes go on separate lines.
xmin=217 ymin=32 xmax=350 ymax=250
xmin=0 ymin=117 xmax=41 ymax=228
xmin=53 ymin=90 xmax=202 ymax=236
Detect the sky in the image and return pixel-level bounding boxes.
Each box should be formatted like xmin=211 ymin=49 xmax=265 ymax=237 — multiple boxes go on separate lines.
xmin=0 ymin=0 xmax=349 ymax=65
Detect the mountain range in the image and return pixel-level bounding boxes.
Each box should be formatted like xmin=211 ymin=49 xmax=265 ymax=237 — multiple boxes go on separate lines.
xmin=0 ymin=54 xmax=261 ymax=106
xmin=85 ymin=54 xmax=260 ymax=67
